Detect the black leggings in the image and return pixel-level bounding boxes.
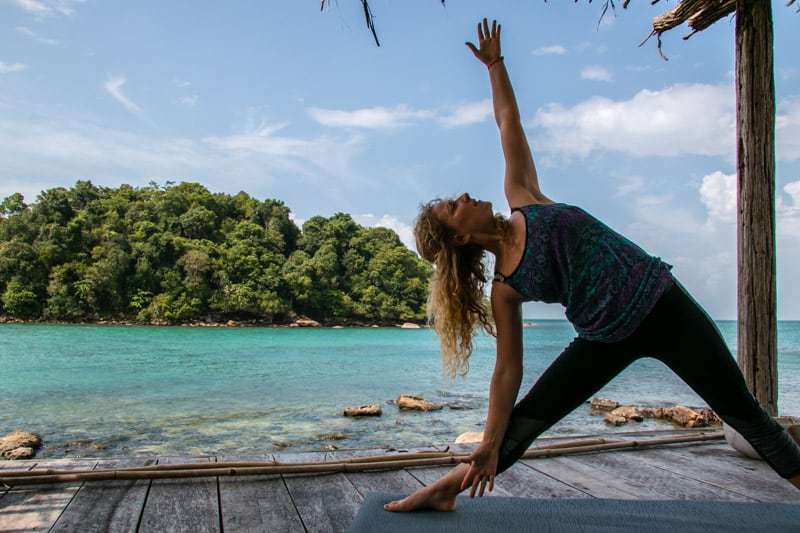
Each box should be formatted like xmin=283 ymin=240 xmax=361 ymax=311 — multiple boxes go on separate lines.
xmin=496 ymin=279 xmax=800 ymax=479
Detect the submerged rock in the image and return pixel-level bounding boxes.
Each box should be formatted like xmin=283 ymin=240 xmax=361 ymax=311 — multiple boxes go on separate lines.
xmin=343 ymin=404 xmax=382 ymax=417
xmin=5 ymin=447 xmax=35 ymax=460
xmin=0 ymin=430 xmax=43 ymax=460
xmin=455 ymin=431 xmax=483 ymax=444
xmin=592 ymin=400 xmax=721 ymax=428
xmin=604 ymin=414 xmax=628 ymax=426
xmin=397 ymin=394 xmax=444 ymax=412
xmin=590 ymin=397 xmax=619 ymax=412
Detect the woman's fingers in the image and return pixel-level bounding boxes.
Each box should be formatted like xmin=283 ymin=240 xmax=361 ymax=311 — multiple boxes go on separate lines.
xmin=483 ymin=18 xmax=490 ymax=40
xmin=478 ymin=477 xmax=487 ymax=497
xmin=489 ymin=475 xmax=495 ymax=492
xmin=465 ymin=41 xmax=479 ymax=58
xmin=491 ymin=19 xmax=497 ymax=38
xmin=470 ymin=474 xmax=480 ymax=498
xmin=477 ymin=22 xmax=484 ymax=41
xmin=460 ymin=463 xmax=475 ymax=491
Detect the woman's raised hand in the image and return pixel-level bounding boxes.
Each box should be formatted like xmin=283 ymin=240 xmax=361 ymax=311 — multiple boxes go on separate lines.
xmin=465 ymin=18 xmax=501 ymax=67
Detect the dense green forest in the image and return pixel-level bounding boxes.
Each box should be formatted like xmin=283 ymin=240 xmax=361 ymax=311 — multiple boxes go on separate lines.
xmin=0 ymin=181 xmax=430 ymax=325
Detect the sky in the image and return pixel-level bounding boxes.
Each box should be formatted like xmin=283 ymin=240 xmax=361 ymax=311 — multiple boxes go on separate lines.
xmin=1 ymin=0 xmax=799 ymax=320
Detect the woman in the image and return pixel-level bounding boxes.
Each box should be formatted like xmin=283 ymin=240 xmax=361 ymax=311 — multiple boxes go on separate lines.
xmin=385 ymin=18 xmax=800 ymax=513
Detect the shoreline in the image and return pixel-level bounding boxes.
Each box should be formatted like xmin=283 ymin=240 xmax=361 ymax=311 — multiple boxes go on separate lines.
xmin=0 ymin=315 xmax=428 ymax=329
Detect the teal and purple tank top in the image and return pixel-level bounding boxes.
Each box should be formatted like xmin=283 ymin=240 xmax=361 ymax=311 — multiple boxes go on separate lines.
xmin=493 ymin=202 xmax=675 ymax=343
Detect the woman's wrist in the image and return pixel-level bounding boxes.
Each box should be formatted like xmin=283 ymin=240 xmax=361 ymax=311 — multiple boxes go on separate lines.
xmin=487 ymin=56 xmax=504 ymax=70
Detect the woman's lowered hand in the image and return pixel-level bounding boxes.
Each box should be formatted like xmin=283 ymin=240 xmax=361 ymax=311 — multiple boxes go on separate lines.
xmin=458 ymin=441 xmax=499 ymax=497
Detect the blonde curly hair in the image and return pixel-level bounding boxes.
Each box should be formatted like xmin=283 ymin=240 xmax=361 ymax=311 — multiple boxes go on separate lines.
xmin=414 ymin=198 xmax=512 ymax=380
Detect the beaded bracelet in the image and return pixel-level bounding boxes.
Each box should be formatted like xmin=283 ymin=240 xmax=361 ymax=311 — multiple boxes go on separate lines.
xmin=487 ymin=56 xmax=504 ymax=70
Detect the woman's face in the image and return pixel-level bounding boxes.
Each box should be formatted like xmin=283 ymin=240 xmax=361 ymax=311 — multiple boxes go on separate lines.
xmin=432 ymin=192 xmax=494 ymax=245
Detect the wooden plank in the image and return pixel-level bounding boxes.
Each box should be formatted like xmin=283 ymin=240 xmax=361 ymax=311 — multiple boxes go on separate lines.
xmin=217 ymin=453 xmax=304 ymax=533
xmin=629 ymin=445 xmax=798 ymax=503
xmin=494 ymin=462 xmax=590 ymax=499
xmin=50 ymin=456 xmax=155 ymax=533
xmin=522 ymin=455 xmax=670 ymax=499
xmin=0 ymin=458 xmax=97 ymax=532
xmin=566 ymin=449 xmax=757 ymax=502
xmin=138 ymin=456 xmax=220 ymax=533
xmin=0 ymin=461 xmax=37 ymax=502
xmin=278 ymin=450 xmax=362 ymax=533
xmin=667 ymin=444 xmax=799 ymax=501
xmin=327 ymin=448 xmax=425 ymax=497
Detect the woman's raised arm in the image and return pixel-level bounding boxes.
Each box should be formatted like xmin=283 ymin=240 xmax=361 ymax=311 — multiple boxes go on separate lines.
xmin=466 ymin=19 xmax=551 ymax=208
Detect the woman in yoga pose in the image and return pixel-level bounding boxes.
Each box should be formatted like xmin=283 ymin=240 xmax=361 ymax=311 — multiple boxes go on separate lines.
xmin=385 ymin=18 xmax=800 ymax=513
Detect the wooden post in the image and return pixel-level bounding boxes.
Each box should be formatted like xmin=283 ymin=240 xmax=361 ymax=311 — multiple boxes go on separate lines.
xmin=735 ymin=0 xmax=777 ymax=415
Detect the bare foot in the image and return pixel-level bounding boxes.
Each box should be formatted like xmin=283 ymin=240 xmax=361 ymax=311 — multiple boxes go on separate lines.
xmin=384 ymin=485 xmax=457 ymax=513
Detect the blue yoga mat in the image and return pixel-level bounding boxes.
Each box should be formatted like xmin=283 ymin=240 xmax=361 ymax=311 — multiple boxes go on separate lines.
xmin=347 ymin=493 xmax=800 ymax=532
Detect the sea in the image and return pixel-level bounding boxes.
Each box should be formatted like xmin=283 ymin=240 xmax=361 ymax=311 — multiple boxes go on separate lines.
xmin=1 ymin=320 xmax=799 ymax=458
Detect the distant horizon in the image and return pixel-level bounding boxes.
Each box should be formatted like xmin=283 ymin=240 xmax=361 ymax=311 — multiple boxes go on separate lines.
xmin=522 ymin=317 xmax=800 ymax=323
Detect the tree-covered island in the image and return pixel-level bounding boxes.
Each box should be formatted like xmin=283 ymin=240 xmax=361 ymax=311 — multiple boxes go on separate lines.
xmin=0 ymin=181 xmax=430 ymax=326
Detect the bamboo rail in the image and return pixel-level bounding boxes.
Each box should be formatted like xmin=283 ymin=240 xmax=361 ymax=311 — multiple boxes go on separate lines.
xmin=0 ymin=432 xmax=723 ymax=487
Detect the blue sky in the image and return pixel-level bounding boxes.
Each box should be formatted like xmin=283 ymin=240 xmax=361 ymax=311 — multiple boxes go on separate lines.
xmin=1 ymin=0 xmax=799 ymax=319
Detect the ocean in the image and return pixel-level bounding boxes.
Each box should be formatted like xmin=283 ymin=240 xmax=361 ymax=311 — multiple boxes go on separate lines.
xmin=1 ymin=321 xmax=799 ymax=458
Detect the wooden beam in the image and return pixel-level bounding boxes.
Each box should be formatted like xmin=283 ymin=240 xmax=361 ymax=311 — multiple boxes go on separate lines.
xmin=735 ymin=0 xmax=777 ymax=415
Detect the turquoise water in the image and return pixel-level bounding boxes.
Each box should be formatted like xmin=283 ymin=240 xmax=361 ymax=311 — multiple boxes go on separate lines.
xmin=1 ymin=321 xmax=799 ymax=458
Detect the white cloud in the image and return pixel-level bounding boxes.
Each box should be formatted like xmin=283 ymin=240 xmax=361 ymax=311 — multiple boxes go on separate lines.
xmin=580 ymin=66 xmax=612 ymax=82
xmin=776 ymin=97 xmax=800 ymax=161
xmin=104 ymin=76 xmax=142 ymax=116
xmin=13 ymin=0 xmax=82 ymax=16
xmin=308 ymin=100 xmax=495 ymax=130
xmin=178 ymin=94 xmax=199 ymax=107
xmin=353 ymin=213 xmax=415 ymax=251
xmin=778 ymin=67 xmax=798 ymax=81
xmin=532 ymin=45 xmax=566 ymax=56
xmin=530 ymin=84 xmax=800 ymax=162
xmin=0 ymin=62 xmax=29 ymax=74
xmin=699 ymin=171 xmax=737 ymax=224
xmin=307 ymin=105 xmax=433 ymax=129
xmin=173 ymin=78 xmax=192 ymax=88
xmin=15 ymin=26 xmax=59 ymax=45
xmin=0 ymin=118 xmax=365 ymax=202
xmin=530 ymin=83 xmax=733 ymax=159
xmin=614 ymin=175 xmax=645 ymax=197
xmin=778 ymin=180 xmax=800 ymax=241
xmin=616 ymin=170 xmax=800 ymax=318
xmin=288 ymin=212 xmax=306 ymax=228
xmin=437 ymin=99 xmax=492 ymax=128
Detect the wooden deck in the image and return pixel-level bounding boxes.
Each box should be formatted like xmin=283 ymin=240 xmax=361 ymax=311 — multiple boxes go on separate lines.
xmin=1 ymin=429 xmax=798 ymax=532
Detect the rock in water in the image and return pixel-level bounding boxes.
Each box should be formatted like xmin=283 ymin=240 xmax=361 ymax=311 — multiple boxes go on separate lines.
xmin=399 ymin=322 xmax=421 ymax=329
xmin=5 ymin=447 xmax=35 ymax=460
xmin=455 ymin=431 xmax=484 ymax=444
xmin=590 ymin=397 xmax=619 ymax=411
xmin=343 ymin=404 xmax=382 ymax=417
xmin=397 ymin=394 xmax=444 ymax=412
xmin=0 ymin=430 xmax=43 ymax=460
xmin=662 ymin=406 xmax=708 ymax=428
xmin=604 ymin=414 xmax=628 ymax=426
xmin=294 ymin=318 xmax=321 ymax=327
xmin=609 ymin=406 xmax=644 ymax=422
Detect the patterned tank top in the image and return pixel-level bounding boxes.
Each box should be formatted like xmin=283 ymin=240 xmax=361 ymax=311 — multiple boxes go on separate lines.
xmin=493 ymin=203 xmax=675 ymax=343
